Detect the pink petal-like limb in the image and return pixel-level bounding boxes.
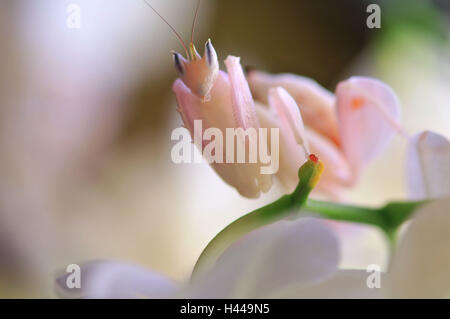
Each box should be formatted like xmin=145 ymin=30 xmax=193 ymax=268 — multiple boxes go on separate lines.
xmin=224 ymin=56 xmax=259 ymax=130
xmin=256 ymin=104 xmax=299 ymax=192
xmin=406 ymin=131 xmax=450 ymax=199
xmin=336 ymin=76 xmax=401 ymax=168
xmin=247 ymin=70 xmax=339 ymax=144
xmin=56 ymin=260 xmax=176 ymax=298
xmin=173 ymin=56 xmax=272 ymax=198
xmin=224 ymin=56 xmax=271 ymax=194
xmin=256 ymin=87 xmax=310 ymax=192
xmin=306 ymin=128 xmax=354 ymax=188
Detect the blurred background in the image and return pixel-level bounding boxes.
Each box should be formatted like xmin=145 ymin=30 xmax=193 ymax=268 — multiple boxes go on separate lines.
xmin=0 ymin=0 xmax=449 ymax=297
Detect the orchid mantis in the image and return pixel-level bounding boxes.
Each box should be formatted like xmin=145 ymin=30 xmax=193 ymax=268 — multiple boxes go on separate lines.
xmin=52 ymin=2 xmax=450 ymax=300
xmin=145 ymin=1 xmax=274 ymax=197
xmin=146 ymin=0 xmax=402 ymax=199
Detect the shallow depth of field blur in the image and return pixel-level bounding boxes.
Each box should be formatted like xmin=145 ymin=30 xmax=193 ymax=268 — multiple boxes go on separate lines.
xmin=0 ymin=0 xmax=449 ymax=297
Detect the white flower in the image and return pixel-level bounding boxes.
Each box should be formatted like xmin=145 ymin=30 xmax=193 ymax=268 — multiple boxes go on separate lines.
xmin=406 ymin=131 xmax=450 ymax=199
xmin=55 ymin=260 xmax=176 ymax=299
xmin=56 ymin=196 xmax=450 ymax=299
xmin=55 ymin=218 xmax=379 ymax=299
xmin=386 ymin=197 xmax=450 ymax=298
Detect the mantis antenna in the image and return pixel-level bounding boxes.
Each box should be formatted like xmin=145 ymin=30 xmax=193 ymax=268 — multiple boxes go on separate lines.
xmin=142 ymin=0 xmax=190 ymax=58
xmin=190 ymin=0 xmax=201 ymax=45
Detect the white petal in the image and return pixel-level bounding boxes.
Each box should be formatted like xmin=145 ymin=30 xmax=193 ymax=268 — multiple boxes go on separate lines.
xmin=387 ymin=198 xmax=450 ymax=298
xmin=406 ymin=131 xmax=450 ymax=199
xmin=186 ymin=218 xmax=340 ymax=298
xmin=268 ymin=270 xmax=384 ymax=299
xmin=55 ymin=260 xmax=177 ymax=298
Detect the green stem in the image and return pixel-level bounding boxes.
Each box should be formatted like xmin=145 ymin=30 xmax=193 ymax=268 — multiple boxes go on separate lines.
xmin=193 ymin=159 xmax=321 ymax=276
xmin=304 ymin=199 xmax=387 ymax=229
xmin=192 ymin=158 xmax=427 ymax=277
xmin=192 ymin=195 xmax=292 ymax=276
xmin=304 ymin=199 xmax=426 ymax=242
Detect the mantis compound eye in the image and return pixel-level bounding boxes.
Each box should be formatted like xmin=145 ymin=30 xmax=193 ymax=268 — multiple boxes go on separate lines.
xmin=172 ymin=52 xmax=187 ymax=77
xmin=205 ymin=39 xmax=218 ymax=69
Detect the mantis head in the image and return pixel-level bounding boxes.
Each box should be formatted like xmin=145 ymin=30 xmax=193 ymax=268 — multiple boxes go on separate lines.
xmin=172 ymin=39 xmax=219 ymax=101
xmin=143 ymin=1 xmax=218 ymax=100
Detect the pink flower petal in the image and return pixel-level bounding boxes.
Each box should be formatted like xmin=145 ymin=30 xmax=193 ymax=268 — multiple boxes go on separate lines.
xmin=268 ymin=87 xmax=309 ymax=153
xmin=248 ymin=70 xmax=339 ymax=143
xmin=336 ymin=76 xmax=401 ymax=168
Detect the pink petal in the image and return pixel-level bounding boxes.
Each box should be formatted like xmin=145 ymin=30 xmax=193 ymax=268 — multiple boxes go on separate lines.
xmin=247 ymin=70 xmax=339 ymax=143
xmin=268 ymin=87 xmax=309 ymax=153
xmin=336 ymin=76 xmax=401 ymax=168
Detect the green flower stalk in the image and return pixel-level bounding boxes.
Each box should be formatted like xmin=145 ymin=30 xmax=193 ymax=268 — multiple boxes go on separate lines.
xmin=193 ymin=154 xmax=426 ymax=277
xmin=193 ymin=154 xmax=324 ymax=276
